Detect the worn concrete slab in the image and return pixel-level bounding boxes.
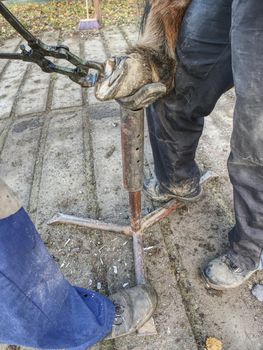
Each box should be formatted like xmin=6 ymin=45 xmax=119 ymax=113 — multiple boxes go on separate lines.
xmin=0 ymin=116 xmax=43 ymax=207
xmin=51 ymin=34 xmax=83 ymax=110
xmin=15 ymin=32 xmax=60 ymax=116
xmin=83 ymin=34 xmax=107 ymax=106
xmin=14 ymin=64 xmax=50 ymax=116
xmin=102 ymin=26 xmax=128 ymax=54
xmin=121 ymin=24 xmax=139 ymax=46
xmin=0 ymin=59 xmax=29 ymax=119
xmin=0 ymin=37 xmax=21 ymax=75
xmin=92 ymin=115 xmax=129 ymax=223
xmin=36 ymin=109 xmax=88 ymax=220
xmin=0 ymin=119 xmax=8 ymax=137
xmin=33 ymin=109 xmax=108 ymax=294
xmin=84 ymin=34 xmax=107 ymax=61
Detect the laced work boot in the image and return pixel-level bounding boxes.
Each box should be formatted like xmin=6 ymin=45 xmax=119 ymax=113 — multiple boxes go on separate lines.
xmin=143 ymin=176 xmax=202 ymax=203
xmin=105 ymin=284 xmax=157 ymax=339
xmin=202 ymin=252 xmax=258 ymax=290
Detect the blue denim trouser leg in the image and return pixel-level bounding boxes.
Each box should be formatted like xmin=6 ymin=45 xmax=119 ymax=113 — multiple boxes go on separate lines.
xmin=147 ymin=0 xmax=263 ymax=269
xmin=0 ymin=179 xmax=115 ymax=349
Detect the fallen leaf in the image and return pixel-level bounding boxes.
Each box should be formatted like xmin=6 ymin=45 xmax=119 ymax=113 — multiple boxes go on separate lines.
xmin=206 ymin=337 xmax=223 ymax=350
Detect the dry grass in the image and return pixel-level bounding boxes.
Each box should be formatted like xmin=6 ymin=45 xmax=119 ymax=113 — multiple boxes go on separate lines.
xmin=0 ymin=0 xmax=141 ymax=41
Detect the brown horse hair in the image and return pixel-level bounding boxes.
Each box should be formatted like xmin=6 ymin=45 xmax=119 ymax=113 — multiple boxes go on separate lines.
xmin=139 ymin=0 xmax=191 ymax=59
xmin=126 ymin=0 xmax=191 ymax=89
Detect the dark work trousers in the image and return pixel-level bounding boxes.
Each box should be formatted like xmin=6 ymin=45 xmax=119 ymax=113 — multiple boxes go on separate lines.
xmin=0 ymin=179 xmax=115 ymax=349
xmin=146 ymin=0 xmax=263 ymax=270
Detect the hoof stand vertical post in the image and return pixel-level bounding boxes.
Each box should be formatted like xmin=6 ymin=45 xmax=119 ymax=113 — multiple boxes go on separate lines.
xmin=121 ymin=108 xmax=146 ymax=286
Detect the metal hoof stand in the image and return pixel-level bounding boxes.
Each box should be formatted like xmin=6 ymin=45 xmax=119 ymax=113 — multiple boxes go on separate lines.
xmin=49 ymin=108 xmax=216 ymax=335
xmin=0 ymin=2 xmax=216 ymax=336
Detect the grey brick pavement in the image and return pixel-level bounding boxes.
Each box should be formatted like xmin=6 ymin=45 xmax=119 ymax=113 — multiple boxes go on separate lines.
xmin=0 ymin=26 xmax=263 ymax=350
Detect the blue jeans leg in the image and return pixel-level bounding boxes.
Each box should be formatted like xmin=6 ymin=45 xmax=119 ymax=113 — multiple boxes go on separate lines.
xmin=0 ymin=180 xmax=115 ymax=349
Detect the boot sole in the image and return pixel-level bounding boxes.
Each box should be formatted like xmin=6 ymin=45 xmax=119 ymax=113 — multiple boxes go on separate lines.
xmin=200 ymin=268 xmax=255 ymax=291
xmin=144 ymin=187 xmax=203 ymax=204
xmin=106 ymin=284 xmax=158 ymax=340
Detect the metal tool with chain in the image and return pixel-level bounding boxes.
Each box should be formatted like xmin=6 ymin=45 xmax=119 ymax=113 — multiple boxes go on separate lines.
xmin=0 ymin=1 xmax=103 ymax=87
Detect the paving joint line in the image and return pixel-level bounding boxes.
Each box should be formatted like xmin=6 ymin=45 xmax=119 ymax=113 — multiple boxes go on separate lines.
xmin=118 ymin=25 xmax=133 ymax=48
xmin=159 ymin=179 xmax=234 ymax=350
xmin=0 ymin=38 xmax=22 ymax=80
xmin=27 ymin=112 xmax=50 ymax=219
xmin=0 ymin=59 xmax=32 ymax=156
xmin=45 ymin=30 xmax=63 ymax=112
xmin=99 ymin=30 xmax=111 ymax=58
xmin=159 ymin=221 xmax=202 ymax=349
xmin=28 ymin=31 xmax=61 ymax=218
xmin=83 ymin=32 xmax=120 ymax=349
xmin=79 ymin=33 xmax=88 ymax=107
xmin=82 ymin=106 xmax=116 ymax=350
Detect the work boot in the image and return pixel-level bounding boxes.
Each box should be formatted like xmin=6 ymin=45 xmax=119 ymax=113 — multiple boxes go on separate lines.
xmin=105 ymin=284 xmax=157 ymax=339
xmin=143 ymin=176 xmax=202 ymax=203
xmin=202 ymin=252 xmax=258 ymax=290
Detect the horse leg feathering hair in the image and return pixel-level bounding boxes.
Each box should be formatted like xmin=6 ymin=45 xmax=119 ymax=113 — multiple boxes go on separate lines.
xmin=96 ymin=0 xmax=191 ymax=102
xmin=131 ymin=0 xmax=191 ymax=90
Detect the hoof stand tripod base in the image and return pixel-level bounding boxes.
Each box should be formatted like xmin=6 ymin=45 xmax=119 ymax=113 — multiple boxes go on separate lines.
xmin=49 ymin=107 xmax=216 ymax=336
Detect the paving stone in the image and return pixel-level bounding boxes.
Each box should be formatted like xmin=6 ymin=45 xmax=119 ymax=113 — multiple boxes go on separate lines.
xmin=0 ymin=37 xmax=21 ymax=75
xmin=15 ymin=64 xmax=50 ymax=116
xmin=34 ymin=109 xmax=104 ymax=290
xmin=51 ymin=34 xmax=83 ymax=110
xmin=102 ymin=27 xmax=128 ymax=55
xmin=83 ymin=35 xmax=107 ymax=106
xmin=88 ymin=100 xmax=120 ymax=117
xmin=37 ymin=109 xmax=88 ymax=221
xmin=0 ymin=119 xmax=7 ymax=136
xmin=0 ymin=60 xmax=29 ymax=119
xmin=92 ymin=115 xmax=128 ymax=222
xmin=87 ymin=87 xmax=99 ymax=105
xmin=121 ymin=24 xmax=139 ymax=46
xmin=0 ymin=119 xmax=9 ymax=152
xmin=84 ymin=35 xmax=107 ymax=61
xmin=15 ymin=32 xmax=60 ymax=116
xmin=166 ymin=191 xmax=263 ymax=350
xmin=0 ymin=115 xmax=43 ymax=208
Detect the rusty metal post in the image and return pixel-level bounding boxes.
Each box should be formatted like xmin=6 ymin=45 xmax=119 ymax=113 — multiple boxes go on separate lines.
xmin=120 ymin=108 xmax=144 ymax=193
xmin=120 ymin=107 xmax=146 ymax=285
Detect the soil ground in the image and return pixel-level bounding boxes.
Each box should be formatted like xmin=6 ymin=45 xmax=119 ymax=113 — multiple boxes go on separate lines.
xmin=1 ymin=26 xmax=263 ymax=350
